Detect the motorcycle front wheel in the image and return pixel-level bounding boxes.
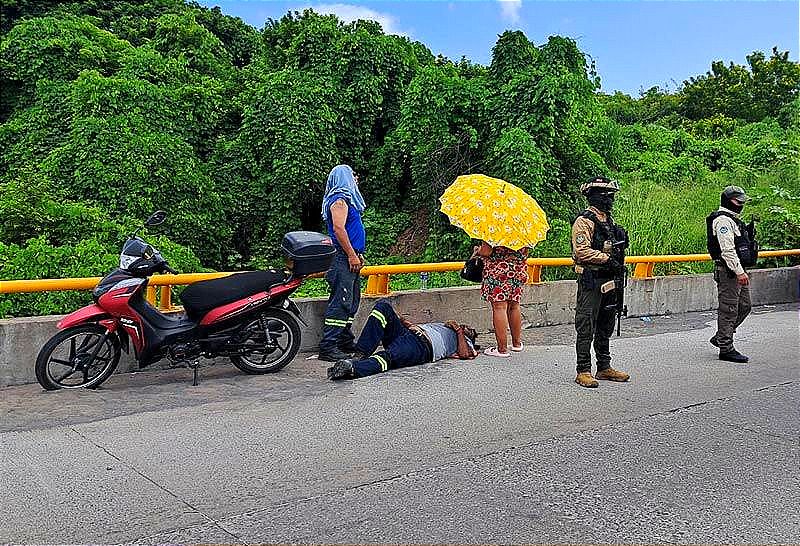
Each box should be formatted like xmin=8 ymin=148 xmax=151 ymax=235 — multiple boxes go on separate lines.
xmin=35 ymin=324 xmax=121 ymax=391
xmin=230 ymin=308 xmax=301 ymax=374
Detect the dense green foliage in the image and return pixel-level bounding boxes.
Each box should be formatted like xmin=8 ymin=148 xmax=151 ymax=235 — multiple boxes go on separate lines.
xmin=1 ymin=1 xmax=798 ymax=315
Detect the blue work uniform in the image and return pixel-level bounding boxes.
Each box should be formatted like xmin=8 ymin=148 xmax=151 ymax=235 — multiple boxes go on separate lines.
xmin=319 ymin=193 xmax=367 ymax=353
xmin=350 ymin=299 xmax=472 ymax=378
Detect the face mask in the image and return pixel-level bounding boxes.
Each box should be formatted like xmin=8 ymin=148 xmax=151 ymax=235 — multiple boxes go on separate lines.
xmin=588 ymin=191 xmax=615 ymax=212
xmin=724 ymin=199 xmax=744 ymax=214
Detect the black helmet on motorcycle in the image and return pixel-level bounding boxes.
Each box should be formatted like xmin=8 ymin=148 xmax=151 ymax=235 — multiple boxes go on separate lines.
xmin=120 ymin=238 xmax=161 ymax=276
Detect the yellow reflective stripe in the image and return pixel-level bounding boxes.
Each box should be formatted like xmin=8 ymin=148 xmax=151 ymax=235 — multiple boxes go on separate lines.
xmin=370 ymin=310 xmax=387 ymax=328
xmin=346 ymin=317 xmax=354 ymax=324
xmin=325 ymin=318 xmax=347 ymax=326
xmin=373 ymin=355 xmax=388 ymax=372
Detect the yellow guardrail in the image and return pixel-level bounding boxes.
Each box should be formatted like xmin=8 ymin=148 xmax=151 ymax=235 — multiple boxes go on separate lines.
xmin=1 ymin=250 xmax=798 ymax=311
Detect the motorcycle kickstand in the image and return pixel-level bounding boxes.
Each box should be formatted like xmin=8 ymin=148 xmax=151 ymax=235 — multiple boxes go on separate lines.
xmin=189 ymin=360 xmax=200 ymax=386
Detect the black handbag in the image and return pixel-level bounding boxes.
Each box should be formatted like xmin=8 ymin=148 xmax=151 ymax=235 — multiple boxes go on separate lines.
xmin=460 ymin=256 xmax=484 ymax=282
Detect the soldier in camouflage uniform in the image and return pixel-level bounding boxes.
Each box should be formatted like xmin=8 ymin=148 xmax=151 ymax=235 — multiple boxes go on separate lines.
xmin=571 ymin=177 xmax=631 ymax=388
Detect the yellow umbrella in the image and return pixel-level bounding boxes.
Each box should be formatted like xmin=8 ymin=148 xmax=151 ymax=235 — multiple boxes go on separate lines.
xmin=439 ymin=174 xmax=549 ymax=250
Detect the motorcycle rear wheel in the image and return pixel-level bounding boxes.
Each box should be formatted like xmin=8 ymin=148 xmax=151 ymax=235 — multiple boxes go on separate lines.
xmin=35 ymin=324 xmax=121 ymax=391
xmin=230 ymin=308 xmax=301 ymax=374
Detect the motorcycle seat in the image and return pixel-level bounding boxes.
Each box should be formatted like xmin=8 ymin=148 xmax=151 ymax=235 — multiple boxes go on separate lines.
xmin=179 ymin=270 xmax=289 ymax=322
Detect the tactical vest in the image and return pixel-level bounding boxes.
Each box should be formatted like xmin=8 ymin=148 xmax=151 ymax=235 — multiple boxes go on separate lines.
xmin=706 ymin=211 xmax=758 ymax=269
xmin=574 ymin=210 xmax=620 ymax=273
xmin=576 ymin=210 xmax=614 ymax=255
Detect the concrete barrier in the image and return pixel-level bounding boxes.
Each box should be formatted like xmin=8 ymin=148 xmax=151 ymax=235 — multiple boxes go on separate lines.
xmin=1 ymin=266 xmax=797 ymax=388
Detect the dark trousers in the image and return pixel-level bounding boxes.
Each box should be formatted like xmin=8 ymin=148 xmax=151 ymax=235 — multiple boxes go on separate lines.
xmin=714 ymin=265 xmax=752 ymax=352
xmin=575 ymin=276 xmax=616 ymax=374
xmin=320 ymin=251 xmax=361 ymax=352
xmin=351 ymin=299 xmax=431 ymax=378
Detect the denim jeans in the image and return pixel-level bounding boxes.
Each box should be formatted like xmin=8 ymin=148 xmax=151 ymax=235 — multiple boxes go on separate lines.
xmin=319 ymin=251 xmax=361 ymax=352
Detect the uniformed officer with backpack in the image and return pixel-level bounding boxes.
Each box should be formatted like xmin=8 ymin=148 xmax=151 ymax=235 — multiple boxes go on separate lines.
xmin=571 ymin=176 xmax=631 ymax=388
xmin=706 ymin=186 xmax=758 ymax=363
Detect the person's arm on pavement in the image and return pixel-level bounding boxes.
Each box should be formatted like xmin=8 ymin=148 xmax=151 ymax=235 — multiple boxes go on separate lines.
xmin=714 ymin=216 xmax=748 ymax=285
xmin=445 ymin=320 xmax=477 ymax=359
xmin=454 ymin=328 xmax=477 ymax=359
xmin=330 ymin=199 xmax=362 ymax=273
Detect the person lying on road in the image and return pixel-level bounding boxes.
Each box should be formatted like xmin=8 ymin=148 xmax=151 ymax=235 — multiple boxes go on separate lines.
xmin=327 ymin=298 xmax=478 ymax=380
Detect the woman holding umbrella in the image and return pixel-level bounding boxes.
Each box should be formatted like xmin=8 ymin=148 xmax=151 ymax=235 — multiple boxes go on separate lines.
xmin=440 ymin=174 xmax=549 ymax=357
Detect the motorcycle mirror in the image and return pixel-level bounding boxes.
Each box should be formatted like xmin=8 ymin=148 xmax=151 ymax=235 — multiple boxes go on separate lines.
xmin=145 ymin=210 xmax=167 ymax=227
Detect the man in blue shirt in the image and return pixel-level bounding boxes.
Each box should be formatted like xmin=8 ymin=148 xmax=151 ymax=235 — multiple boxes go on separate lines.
xmin=327 ymin=299 xmax=478 ymax=380
xmin=319 ymin=164 xmax=367 ymax=362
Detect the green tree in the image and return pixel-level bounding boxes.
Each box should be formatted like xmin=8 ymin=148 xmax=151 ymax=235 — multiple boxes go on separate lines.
xmin=218 ymin=69 xmax=338 ymax=263
xmin=682 ymin=47 xmax=800 ymax=124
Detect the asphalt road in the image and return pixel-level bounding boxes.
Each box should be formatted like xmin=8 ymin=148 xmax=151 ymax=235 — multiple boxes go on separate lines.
xmin=1 ymin=304 xmax=798 ymax=544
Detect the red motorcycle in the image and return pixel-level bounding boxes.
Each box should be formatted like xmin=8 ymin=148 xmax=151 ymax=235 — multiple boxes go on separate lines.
xmin=35 ymin=211 xmax=336 ymax=390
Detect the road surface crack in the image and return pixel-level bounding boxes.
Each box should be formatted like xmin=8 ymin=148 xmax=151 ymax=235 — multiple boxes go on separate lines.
xmin=69 ymin=427 xmax=249 ymax=546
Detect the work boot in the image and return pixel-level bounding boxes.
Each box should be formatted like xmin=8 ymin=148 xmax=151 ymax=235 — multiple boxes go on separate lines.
xmin=709 ymin=336 xmax=720 ymax=348
xmin=327 ymin=359 xmax=356 ymax=380
xmin=318 ymin=347 xmax=351 ymax=362
xmin=595 ymin=367 xmax=630 ymax=382
xmin=719 ymin=349 xmax=749 ymax=363
xmin=338 ymin=341 xmax=358 ymax=354
xmin=575 ymin=372 xmax=599 ymax=388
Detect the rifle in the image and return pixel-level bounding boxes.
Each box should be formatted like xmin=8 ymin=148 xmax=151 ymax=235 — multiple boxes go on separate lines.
xmin=605 ymin=225 xmax=629 ymax=336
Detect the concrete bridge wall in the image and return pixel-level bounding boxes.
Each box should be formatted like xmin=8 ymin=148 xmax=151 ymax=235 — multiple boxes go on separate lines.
xmin=1 ymin=266 xmax=797 ymax=388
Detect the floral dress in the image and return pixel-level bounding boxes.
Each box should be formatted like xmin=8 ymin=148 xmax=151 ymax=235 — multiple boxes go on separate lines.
xmin=480 ymin=246 xmax=529 ymax=303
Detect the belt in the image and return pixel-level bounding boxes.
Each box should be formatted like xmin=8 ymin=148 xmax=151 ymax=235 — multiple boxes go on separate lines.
xmin=575 ymin=266 xmax=613 ymax=280
xmin=408 ymin=325 xmax=434 ymax=361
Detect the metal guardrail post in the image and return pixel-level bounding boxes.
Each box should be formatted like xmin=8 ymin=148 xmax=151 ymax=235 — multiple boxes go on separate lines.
xmin=365 ymin=274 xmax=379 ymax=296
xmin=145 ymin=285 xmax=157 ymax=305
xmin=633 ymin=262 xmax=655 ymax=279
xmin=365 ymin=273 xmax=390 ymax=296
xmin=526 ymin=264 xmax=543 ymax=284
xmin=158 ymin=286 xmax=172 ymax=311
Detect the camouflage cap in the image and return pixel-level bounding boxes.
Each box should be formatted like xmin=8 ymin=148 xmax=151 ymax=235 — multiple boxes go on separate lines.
xmin=580 ymin=176 xmax=620 ymax=195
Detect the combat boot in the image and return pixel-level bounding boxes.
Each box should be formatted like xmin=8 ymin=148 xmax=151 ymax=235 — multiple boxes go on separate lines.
xmin=327 ymin=359 xmax=356 ymax=380
xmin=595 ymin=367 xmax=630 ymax=382
xmin=575 ymin=372 xmax=599 ymax=388
xmin=719 ymin=349 xmax=748 ymax=363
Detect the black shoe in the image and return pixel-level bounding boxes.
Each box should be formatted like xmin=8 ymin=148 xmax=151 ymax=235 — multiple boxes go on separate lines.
xmin=709 ymin=336 xmax=720 ymax=348
xmin=338 ymin=341 xmax=358 ymax=353
xmin=719 ymin=350 xmax=749 ymax=363
xmin=327 ymin=359 xmax=355 ymax=380
xmin=319 ymin=348 xmax=351 ymax=362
